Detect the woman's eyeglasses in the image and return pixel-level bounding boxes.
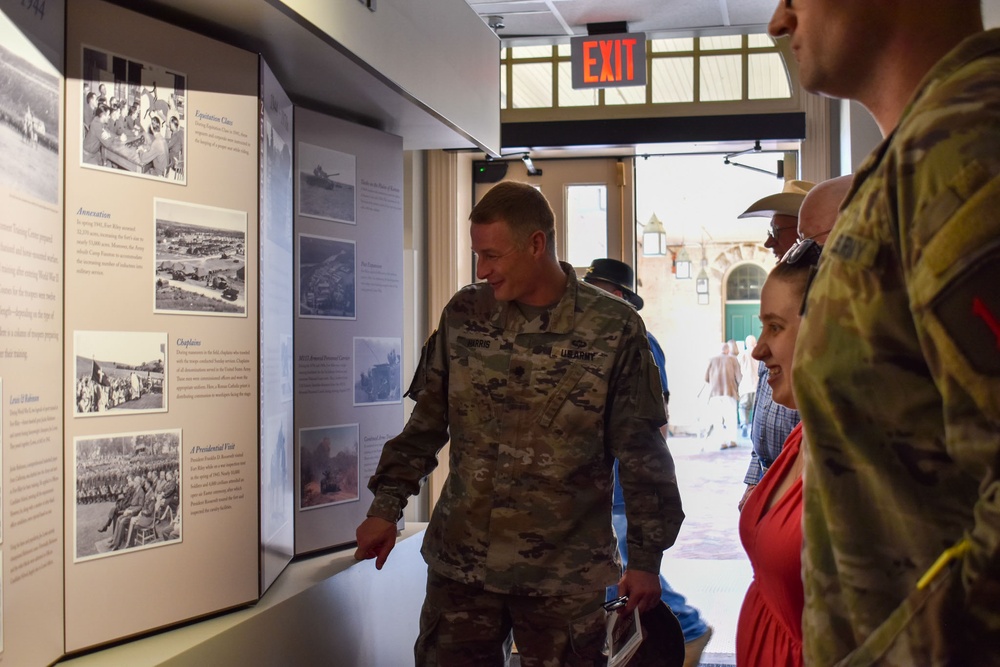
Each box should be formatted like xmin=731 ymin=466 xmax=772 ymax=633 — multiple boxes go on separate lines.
xmin=781 ymin=238 xmax=823 ymax=316
xmin=781 ymin=237 xmax=822 ymax=267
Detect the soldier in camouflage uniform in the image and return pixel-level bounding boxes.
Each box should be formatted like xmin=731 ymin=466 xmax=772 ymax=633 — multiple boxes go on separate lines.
xmin=769 ymin=1 xmax=1000 ymax=664
xmin=355 ymin=181 xmax=683 ymax=665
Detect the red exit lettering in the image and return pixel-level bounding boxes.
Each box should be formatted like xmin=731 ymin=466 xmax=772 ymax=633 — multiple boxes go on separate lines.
xmin=582 ymin=38 xmax=639 ymax=84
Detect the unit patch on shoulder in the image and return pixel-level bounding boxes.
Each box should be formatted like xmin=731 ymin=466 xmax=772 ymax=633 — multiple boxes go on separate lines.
xmin=931 ymin=253 xmax=1000 ymax=376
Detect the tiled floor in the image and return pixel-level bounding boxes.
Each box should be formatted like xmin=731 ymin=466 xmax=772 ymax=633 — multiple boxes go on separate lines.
xmin=661 ymin=431 xmax=756 ymax=666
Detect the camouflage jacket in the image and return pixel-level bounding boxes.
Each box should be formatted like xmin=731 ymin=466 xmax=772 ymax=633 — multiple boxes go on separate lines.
xmin=367 ymin=264 xmax=683 ymax=596
xmin=794 ymin=30 xmax=1000 ymax=665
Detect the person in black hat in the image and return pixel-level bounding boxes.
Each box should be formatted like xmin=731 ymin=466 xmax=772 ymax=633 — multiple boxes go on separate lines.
xmin=583 ymin=258 xmax=646 ymax=310
xmin=584 ymin=258 xmax=714 ymax=667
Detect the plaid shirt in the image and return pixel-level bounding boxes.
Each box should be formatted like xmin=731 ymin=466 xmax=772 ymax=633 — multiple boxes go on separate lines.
xmin=743 ymin=360 xmax=800 ymax=485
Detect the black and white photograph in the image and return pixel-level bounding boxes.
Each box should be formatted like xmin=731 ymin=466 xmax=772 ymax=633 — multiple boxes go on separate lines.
xmin=353 ymin=337 xmax=402 ymax=406
xmin=0 ymin=12 xmax=60 ymax=205
xmin=154 ymin=198 xmax=248 ymax=316
xmin=298 ymin=423 xmax=360 ymax=510
xmin=297 ymin=142 xmax=356 ymax=224
xmin=73 ymin=429 xmax=182 ymax=562
xmin=298 ymin=233 xmax=356 ymax=319
xmin=73 ymin=330 xmax=167 ymax=417
xmin=80 ymin=45 xmax=186 ymax=183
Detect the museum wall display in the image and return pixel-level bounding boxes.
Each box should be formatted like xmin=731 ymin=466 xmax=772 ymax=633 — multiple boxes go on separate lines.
xmin=0 ymin=0 xmax=416 ymax=660
xmin=293 ymin=108 xmax=404 ymax=555
xmin=0 ymin=0 xmax=66 ymax=664
xmin=62 ymin=0 xmax=260 ymax=651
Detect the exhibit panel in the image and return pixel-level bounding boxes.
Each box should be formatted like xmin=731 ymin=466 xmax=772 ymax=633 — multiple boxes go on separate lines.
xmin=293 ymin=108 xmax=404 ymax=554
xmin=0 ymin=1 xmax=66 ymax=665
xmin=63 ymin=0 xmax=260 ymax=651
xmin=259 ymin=58 xmax=295 ymax=594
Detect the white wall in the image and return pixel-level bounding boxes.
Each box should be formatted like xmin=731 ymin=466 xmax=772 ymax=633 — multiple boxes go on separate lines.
xmin=839 ymin=99 xmax=883 ymax=175
xmin=985 ymin=0 xmax=1000 ymax=28
xmin=838 ymin=5 xmax=999 ymax=174
xmin=278 ymin=0 xmax=501 ymax=155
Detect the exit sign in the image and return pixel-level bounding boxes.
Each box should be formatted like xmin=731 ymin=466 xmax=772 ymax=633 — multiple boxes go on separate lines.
xmin=570 ymin=32 xmax=646 ymax=89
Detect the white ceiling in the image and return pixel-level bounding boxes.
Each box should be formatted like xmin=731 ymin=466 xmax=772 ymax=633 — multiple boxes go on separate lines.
xmin=464 ymin=0 xmax=781 ymax=40
xmin=468 ymin=0 xmax=1000 ymax=40
xmin=125 ymin=0 xmax=1000 ymax=155
xmin=987 ymin=0 xmax=1000 ymax=27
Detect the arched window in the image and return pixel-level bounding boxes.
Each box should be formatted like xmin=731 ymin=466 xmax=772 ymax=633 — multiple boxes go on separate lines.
xmin=726 ymin=264 xmax=766 ymax=301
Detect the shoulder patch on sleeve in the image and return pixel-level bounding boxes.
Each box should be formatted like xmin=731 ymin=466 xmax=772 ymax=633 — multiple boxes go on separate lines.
xmin=931 ymin=252 xmax=1000 ymax=375
xmin=404 ymin=329 xmax=438 ymax=398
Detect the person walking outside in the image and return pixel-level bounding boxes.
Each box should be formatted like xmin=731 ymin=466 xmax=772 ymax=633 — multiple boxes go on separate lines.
xmin=703 ymin=343 xmax=741 ymax=450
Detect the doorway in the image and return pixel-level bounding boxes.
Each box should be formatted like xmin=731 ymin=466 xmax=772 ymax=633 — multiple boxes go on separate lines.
xmin=725 ymin=263 xmax=766 ymax=342
xmin=473 ymin=155 xmax=632 ymax=279
xmin=465 ymin=145 xmax=798 ymax=664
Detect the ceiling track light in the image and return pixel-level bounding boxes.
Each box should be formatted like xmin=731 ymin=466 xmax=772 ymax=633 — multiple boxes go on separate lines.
xmin=521 ymin=153 xmax=542 ymax=176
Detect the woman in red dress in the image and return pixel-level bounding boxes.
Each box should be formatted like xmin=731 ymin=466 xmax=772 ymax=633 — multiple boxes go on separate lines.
xmin=736 ymin=240 xmax=821 ymax=666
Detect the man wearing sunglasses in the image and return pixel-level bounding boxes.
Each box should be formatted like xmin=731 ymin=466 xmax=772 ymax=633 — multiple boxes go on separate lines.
xmin=770 ymin=0 xmax=1000 ymax=663
xmin=775 ymin=175 xmax=856 ymax=271
xmin=738 ymin=179 xmax=814 ymax=260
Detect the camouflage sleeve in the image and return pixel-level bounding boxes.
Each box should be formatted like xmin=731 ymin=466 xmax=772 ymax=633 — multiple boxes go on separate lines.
xmin=366 ymin=310 xmax=451 ymax=523
xmin=608 ymin=315 xmax=684 ymax=574
xmin=910 ymin=166 xmax=1000 ymax=631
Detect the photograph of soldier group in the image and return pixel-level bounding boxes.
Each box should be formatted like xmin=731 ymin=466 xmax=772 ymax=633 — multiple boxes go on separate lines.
xmin=74 ymin=429 xmax=182 ymax=562
xmin=73 ymin=330 xmax=167 ymax=416
xmin=80 ymin=47 xmax=185 ymax=182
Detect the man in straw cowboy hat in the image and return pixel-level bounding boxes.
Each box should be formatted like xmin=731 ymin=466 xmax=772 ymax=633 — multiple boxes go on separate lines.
xmin=738 ymin=179 xmax=815 ymax=260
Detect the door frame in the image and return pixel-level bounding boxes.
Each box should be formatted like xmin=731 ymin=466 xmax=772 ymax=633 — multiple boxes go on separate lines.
xmin=473 ymin=155 xmax=635 ymax=278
